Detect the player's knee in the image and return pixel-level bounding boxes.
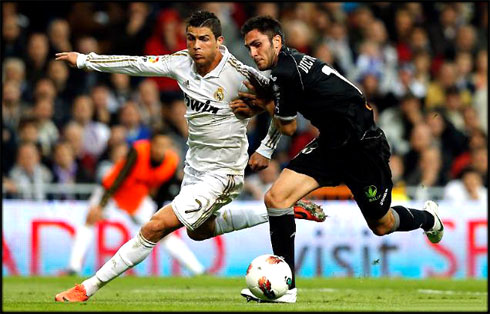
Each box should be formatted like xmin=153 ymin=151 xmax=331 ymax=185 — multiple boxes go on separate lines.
xmin=368 ymin=222 xmax=393 ymax=236
xmin=264 ymin=189 xmax=287 ymax=209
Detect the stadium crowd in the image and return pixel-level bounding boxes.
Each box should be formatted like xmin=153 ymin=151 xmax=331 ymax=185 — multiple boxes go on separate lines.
xmin=2 ymin=2 xmax=488 ymax=203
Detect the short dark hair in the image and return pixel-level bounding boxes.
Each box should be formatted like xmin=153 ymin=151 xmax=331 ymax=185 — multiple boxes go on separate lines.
xmin=241 ymin=15 xmax=284 ymax=42
xmin=186 ymin=11 xmax=222 ymax=39
xmin=151 ymin=127 xmax=171 ymax=140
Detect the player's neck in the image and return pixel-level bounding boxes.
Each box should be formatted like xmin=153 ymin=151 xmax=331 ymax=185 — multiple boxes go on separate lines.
xmin=196 ymin=51 xmax=223 ymax=76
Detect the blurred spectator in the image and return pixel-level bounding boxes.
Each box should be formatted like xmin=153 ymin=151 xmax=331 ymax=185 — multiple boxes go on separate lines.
xmin=454 ymin=51 xmax=475 ymax=92
xmin=144 ymin=8 xmax=186 ymax=103
xmin=428 ymin=4 xmax=459 ymax=59
xmin=71 ymin=95 xmax=111 ymax=161
xmin=425 ymin=108 xmax=468 ymax=179
xmin=90 ymin=84 xmax=118 ymax=125
xmin=348 ymin=5 xmax=375 ymax=52
xmin=2 ymin=80 xmax=30 ymax=130
xmin=254 ymin=3 xmax=280 ymax=19
xmin=324 ymin=21 xmax=355 ymax=77
xmin=25 ymin=33 xmax=50 ymax=93
xmin=412 ymin=50 xmax=432 ymax=94
xmin=393 ymin=8 xmax=415 ymax=63
xmin=47 ymin=18 xmax=72 ymax=55
xmin=242 ymin=159 xmax=280 ymax=200
xmin=95 ymin=141 xmax=128 ymax=183
xmin=403 ymin=123 xmax=433 ymax=180
xmin=444 ymin=166 xmax=487 ymax=203
xmin=455 ymin=24 xmax=477 ymax=56
xmin=283 ymin=19 xmax=313 ymax=55
xmin=110 ymin=73 xmax=132 ymax=108
xmin=363 ymin=18 xmax=398 ymax=97
xmin=2 ymin=57 xmax=27 ymax=97
xmin=17 ymin=116 xmax=40 ymax=146
xmin=7 ymin=141 xmax=53 ymax=200
xmin=378 ymin=95 xmax=424 ymax=155
xmin=97 ymin=124 xmax=128 ymax=164
xmin=2 ymin=14 xmax=26 ymax=58
xmin=350 ymin=40 xmax=384 ymax=84
xmin=389 ymin=62 xmax=426 ymax=100
xmin=425 ymin=61 xmax=471 ymax=108
xmin=443 ymin=86 xmax=466 ymax=131
xmin=110 ymin=2 xmax=154 ymax=55
xmin=136 ymin=79 xmax=164 ymax=131
xmin=2 ymin=123 xmax=18 ymax=176
xmin=118 ymin=100 xmax=151 ymax=145
xmin=472 ymin=49 xmax=488 ymax=133
xmin=72 ymin=35 xmax=102 ymax=94
xmin=470 ymin=146 xmax=488 ymax=187
xmin=451 ymin=128 xmax=487 ymax=179
xmin=61 ymin=121 xmax=94 ymax=178
xmin=33 ymin=98 xmax=59 ymax=158
xmin=406 ymin=146 xmax=446 ymax=200
xmin=51 ymin=140 xmax=93 ymax=199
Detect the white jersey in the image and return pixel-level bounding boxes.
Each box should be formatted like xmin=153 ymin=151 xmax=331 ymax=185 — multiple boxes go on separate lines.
xmin=77 ymin=46 xmax=280 ymax=175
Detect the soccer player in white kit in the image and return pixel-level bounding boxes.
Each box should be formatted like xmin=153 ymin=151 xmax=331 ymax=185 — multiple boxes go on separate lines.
xmin=54 ymin=11 xmax=325 ymax=302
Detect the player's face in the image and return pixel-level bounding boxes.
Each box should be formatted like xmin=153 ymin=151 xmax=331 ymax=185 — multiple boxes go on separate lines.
xmin=244 ymin=29 xmax=279 ymax=71
xmin=186 ymin=26 xmax=223 ymax=69
xmin=150 ymin=135 xmax=173 ymax=163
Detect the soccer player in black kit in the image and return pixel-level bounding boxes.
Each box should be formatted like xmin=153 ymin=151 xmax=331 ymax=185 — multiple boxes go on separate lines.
xmin=234 ymin=16 xmax=445 ymax=303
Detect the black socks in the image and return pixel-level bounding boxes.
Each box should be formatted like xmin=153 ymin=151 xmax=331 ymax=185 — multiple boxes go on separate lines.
xmin=391 ymin=205 xmax=435 ymax=232
xmin=268 ymin=213 xmax=296 ymax=289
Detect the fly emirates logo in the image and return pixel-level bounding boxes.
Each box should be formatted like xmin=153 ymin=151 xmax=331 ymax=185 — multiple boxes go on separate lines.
xmin=184 ymin=93 xmax=220 ymax=114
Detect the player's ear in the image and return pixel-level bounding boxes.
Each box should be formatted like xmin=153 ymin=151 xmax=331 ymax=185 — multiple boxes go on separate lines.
xmin=217 ymin=36 xmax=224 ymax=46
xmin=272 ymin=35 xmax=282 ymax=50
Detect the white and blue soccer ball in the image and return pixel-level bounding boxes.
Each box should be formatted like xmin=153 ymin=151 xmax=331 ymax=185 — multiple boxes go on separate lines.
xmin=245 ymin=254 xmax=292 ymax=301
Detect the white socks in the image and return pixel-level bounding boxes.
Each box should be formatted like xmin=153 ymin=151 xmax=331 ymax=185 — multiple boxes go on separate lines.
xmin=160 ymin=234 xmax=205 ymax=275
xmin=82 ymin=232 xmax=156 ymax=296
xmin=214 ymin=204 xmax=269 ymax=235
xmin=68 ymin=224 xmax=95 ymax=273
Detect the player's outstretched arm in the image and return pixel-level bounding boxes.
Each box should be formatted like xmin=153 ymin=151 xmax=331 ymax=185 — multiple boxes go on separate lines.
xmin=56 ymin=51 xmax=174 ymax=77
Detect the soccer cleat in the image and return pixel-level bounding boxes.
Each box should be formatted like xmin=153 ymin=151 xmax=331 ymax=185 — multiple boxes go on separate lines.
xmin=241 ymin=287 xmax=297 ymax=303
xmin=423 ymin=200 xmax=444 ymax=243
xmin=54 ymin=284 xmax=89 ymax=302
xmin=294 ymin=199 xmax=327 ymax=222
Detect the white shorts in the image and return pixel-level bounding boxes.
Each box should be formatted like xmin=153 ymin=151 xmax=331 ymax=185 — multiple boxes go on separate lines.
xmin=171 ymin=166 xmax=244 ymax=231
xmin=89 ymin=186 xmax=157 ymax=226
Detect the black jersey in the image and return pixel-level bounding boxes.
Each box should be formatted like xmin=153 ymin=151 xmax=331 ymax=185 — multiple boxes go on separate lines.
xmin=271 ymin=46 xmax=375 ymax=148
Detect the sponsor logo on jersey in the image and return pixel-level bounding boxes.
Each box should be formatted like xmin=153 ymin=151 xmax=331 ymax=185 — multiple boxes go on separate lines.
xmin=148 ymin=56 xmax=159 ymax=63
xmin=183 ymin=93 xmax=220 ymax=114
xmin=214 ymin=87 xmax=225 ymax=101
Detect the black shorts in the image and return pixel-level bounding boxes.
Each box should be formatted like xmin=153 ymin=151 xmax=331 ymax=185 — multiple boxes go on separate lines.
xmin=287 ymin=127 xmax=393 ymax=220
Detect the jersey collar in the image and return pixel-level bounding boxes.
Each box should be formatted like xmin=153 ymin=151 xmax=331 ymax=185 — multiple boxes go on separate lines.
xmin=193 ymin=45 xmax=229 ymax=79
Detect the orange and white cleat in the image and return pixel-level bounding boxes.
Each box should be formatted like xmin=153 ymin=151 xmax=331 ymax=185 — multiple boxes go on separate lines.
xmin=293 ymin=199 xmax=327 ymax=222
xmin=55 ymin=284 xmax=89 ymax=302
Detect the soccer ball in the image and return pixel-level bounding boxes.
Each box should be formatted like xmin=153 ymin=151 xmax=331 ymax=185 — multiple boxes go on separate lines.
xmin=245 ymin=254 xmax=292 ymax=301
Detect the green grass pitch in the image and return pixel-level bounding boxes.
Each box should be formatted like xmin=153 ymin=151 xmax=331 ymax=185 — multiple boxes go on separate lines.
xmin=2 ymin=276 xmax=487 ymax=312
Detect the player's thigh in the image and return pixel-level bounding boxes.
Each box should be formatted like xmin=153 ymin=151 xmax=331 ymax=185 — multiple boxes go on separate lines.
xmin=344 ymin=128 xmax=393 ymax=223
xmin=266 ymin=168 xmax=320 ymax=208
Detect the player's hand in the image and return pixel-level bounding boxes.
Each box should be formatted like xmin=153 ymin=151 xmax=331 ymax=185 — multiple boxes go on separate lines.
xmin=239 ymin=81 xmax=273 ymax=111
xmin=230 ymin=99 xmax=263 ymax=119
xmin=86 ymin=205 xmax=104 ymax=225
xmin=55 ymin=52 xmax=79 ymax=68
xmin=248 ymin=152 xmax=270 ymax=171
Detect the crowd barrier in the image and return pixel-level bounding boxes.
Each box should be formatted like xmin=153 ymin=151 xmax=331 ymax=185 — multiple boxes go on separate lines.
xmin=2 ymin=199 xmax=487 ymax=278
